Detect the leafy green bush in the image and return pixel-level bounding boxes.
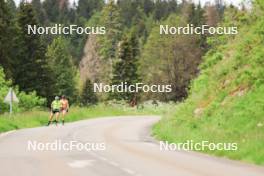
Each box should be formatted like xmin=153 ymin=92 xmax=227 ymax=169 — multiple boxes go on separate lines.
xmin=0 ymin=67 xmax=46 ymax=113
xmin=18 ymin=91 xmax=46 ymax=111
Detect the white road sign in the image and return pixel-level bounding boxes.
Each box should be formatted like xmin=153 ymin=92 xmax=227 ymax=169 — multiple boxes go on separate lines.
xmin=4 ymin=88 xmax=19 ymax=103
xmin=4 ymin=88 xmax=19 ymax=114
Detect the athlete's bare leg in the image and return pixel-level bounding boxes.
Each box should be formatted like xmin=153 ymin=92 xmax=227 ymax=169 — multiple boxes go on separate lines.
xmin=49 ymin=112 xmax=54 ymax=121
xmin=55 ymin=112 xmax=60 ymax=125
xmin=61 ymin=110 xmax=66 ymax=125
xmin=47 ymin=112 xmax=54 ymax=126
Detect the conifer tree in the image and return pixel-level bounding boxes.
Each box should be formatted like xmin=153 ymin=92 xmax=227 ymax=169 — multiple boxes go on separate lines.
xmin=80 ymin=79 xmax=98 ymax=106
xmin=195 ymin=2 xmax=207 ymax=50
xmin=0 ymin=0 xmax=17 ymax=78
xmin=99 ymin=0 xmax=122 ymax=60
xmin=42 ymin=0 xmax=60 ymax=23
xmin=46 ymin=37 xmax=77 ymax=102
xmin=110 ymin=33 xmax=139 ymax=101
xmin=31 ymin=0 xmax=47 ymax=24
xmin=77 ymin=0 xmax=104 ymax=19
xmin=168 ymin=0 xmax=178 ymax=13
xmin=6 ymin=0 xmax=16 ymax=14
xmin=14 ymin=2 xmax=54 ymax=104
xmin=153 ymin=0 xmax=169 ymax=20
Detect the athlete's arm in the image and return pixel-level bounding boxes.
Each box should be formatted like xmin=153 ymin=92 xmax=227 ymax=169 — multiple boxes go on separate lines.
xmin=67 ymin=100 xmax=70 ymax=109
xmin=60 ymin=100 xmax=63 ymax=110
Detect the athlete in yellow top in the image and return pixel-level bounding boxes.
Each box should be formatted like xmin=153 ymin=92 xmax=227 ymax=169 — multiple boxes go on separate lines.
xmin=47 ymin=96 xmax=61 ymax=126
xmin=60 ymin=95 xmax=69 ymax=125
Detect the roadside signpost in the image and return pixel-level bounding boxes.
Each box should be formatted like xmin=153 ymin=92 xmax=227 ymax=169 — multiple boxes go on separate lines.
xmin=4 ymin=88 xmax=19 ymax=114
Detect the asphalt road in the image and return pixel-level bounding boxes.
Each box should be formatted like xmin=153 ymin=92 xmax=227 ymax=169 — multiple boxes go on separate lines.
xmin=0 ymin=116 xmax=263 ymax=176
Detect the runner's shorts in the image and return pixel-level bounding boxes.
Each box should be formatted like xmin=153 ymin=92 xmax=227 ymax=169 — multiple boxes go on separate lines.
xmin=52 ymin=109 xmax=60 ymax=114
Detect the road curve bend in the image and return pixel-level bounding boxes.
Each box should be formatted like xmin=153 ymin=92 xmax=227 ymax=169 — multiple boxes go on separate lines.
xmin=0 ymin=116 xmax=263 ymax=176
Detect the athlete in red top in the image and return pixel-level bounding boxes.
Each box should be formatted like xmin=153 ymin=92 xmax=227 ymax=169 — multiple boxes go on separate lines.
xmin=60 ymin=95 xmax=69 ymax=125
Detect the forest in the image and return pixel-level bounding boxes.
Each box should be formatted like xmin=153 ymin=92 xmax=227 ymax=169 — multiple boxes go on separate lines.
xmin=0 ymin=0 xmax=234 ymax=110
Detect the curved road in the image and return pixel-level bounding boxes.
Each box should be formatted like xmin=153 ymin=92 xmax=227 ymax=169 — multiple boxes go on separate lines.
xmin=0 ymin=116 xmax=263 ymax=176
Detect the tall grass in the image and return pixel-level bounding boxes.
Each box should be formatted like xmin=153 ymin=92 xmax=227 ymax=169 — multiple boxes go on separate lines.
xmin=0 ymin=102 xmax=174 ymax=133
xmin=153 ymin=14 xmax=264 ymax=165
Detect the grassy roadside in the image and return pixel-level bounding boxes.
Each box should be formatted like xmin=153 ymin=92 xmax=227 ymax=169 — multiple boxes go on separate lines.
xmin=0 ymin=102 xmax=172 ymax=133
xmin=153 ymin=88 xmax=264 ymax=166
xmin=153 ymin=14 xmax=264 ymax=166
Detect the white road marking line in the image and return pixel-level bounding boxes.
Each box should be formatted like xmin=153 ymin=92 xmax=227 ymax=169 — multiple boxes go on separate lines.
xmin=92 ymin=154 xmax=137 ymax=175
xmin=97 ymin=156 xmax=108 ymax=161
xmin=108 ymin=161 xmax=119 ymax=167
xmin=70 ymin=124 xmax=136 ymax=174
xmin=68 ymin=160 xmax=95 ymax=168
xmin=122 ymin=168 xmax=136 ymax=175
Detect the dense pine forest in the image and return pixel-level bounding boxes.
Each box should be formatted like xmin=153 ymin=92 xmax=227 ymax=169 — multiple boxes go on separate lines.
xmin=1 ymin=0 xmax=234 ymax=111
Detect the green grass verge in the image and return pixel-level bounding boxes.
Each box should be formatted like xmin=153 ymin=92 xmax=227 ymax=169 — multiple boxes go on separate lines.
xmin=0 ymin=102 xmax=173 ymax=133
xmin=153 ymin=87 xmax=264 ymax=165
xmin=153 ymin=15 xmax=264 ymax=166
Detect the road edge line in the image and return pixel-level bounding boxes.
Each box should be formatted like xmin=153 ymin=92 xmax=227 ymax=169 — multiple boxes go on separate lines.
xmin=0 ymin=130 xmax=16 ymax=138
